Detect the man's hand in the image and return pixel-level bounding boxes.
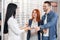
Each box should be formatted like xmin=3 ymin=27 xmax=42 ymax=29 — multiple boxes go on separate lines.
xmin=43 ymin=29 xmax=47 ymax=34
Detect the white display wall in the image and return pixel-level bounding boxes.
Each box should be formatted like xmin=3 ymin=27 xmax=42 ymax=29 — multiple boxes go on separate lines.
xmin=3 ymin=0 xmax=53 ymax=27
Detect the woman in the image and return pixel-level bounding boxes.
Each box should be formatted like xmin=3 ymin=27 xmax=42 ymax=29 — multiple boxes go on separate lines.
xmin=4 ymin=3 xmax=29 ymax=40
xmin=27 ymin=9 xmax=43 ymax=40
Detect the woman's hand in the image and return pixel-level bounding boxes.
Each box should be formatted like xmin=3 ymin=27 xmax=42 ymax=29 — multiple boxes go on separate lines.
xmin=24 ymin=23 xmax=29 ymax=27
xmin=24 ymin=27 xmax=31 ymax=31
xmin=24 ymin=23 xmax=31 ymax=31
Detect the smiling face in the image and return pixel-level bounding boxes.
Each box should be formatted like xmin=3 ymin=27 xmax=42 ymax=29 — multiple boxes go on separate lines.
xmin=43 ymin=3 xmax=50 ymax=12
xmin=32 ymin=9 xmax=40 ymax=22
xmin=32 ymin=10 xmax=37 ymax=18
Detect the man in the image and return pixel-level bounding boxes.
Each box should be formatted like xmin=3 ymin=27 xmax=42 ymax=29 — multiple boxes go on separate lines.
xmin=36 ymin=1 xmax=58 ymax=40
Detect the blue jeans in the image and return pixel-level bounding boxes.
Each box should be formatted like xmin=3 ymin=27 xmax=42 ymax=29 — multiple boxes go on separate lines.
xmin=53 ymin=38 xmax=56 ymax=40
xmin=42 ymin=36 xmax=49 ymax=40
xmin=52 ymin=35 xmax=56 ymax=40
xmin=42 ymin=36 xmax=56 ymax=40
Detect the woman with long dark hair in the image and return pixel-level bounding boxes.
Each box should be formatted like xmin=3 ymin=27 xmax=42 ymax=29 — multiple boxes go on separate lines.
xmin=4 ymin=3 xmax=29 ymax=40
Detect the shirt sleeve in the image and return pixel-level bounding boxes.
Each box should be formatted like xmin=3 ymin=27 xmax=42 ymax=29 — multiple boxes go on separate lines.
xmin=40 ymin=14 xmax=58 ymax=29
xmin=8 ymin=18 xmax=25 ymax=35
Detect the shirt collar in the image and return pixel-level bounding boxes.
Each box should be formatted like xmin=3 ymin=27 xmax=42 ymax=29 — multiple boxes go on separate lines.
xmin=45 ymin=10 xmax=53 ymax=15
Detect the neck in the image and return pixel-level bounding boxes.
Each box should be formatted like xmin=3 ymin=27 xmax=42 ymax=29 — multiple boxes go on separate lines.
xmin=33 ymin=18 xmax=37 ymax=22
xmin=46 ymin=9 xmax=51 ymax=14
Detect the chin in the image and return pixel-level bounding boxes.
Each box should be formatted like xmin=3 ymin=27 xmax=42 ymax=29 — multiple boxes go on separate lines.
xmin=44 ymin=10 xmax=46 ymax=12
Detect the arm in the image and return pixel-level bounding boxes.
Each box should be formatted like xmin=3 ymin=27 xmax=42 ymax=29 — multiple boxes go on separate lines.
xmin=8 ymin=19 xmax=25 ymax=35
xmin=40 ymin=15 xmax=58 ymax=29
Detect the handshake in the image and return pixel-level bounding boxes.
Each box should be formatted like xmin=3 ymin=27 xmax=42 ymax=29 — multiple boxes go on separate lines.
xmin=20 ymin=23 xmax=47 ymax=33
xmin=24 ymin=23 xmax=40 ymax=32
xmin=23 ymin=27 xmax=47 ymax=34
xmin=23 ymin=27 xmax=40 ymax=32
xmin=26 ymin=23 xmax=40 ymax=31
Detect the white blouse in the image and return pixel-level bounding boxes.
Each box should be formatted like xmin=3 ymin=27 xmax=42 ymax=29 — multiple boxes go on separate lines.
xmin=7 ymin=16 xmax=25 ymax=40
xmin=30 ymin=21 xmax=38 ymax=40
xmin=31 ymin=21 xmax=38 ymax=34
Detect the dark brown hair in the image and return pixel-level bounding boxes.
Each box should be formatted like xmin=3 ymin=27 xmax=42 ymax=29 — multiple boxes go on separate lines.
xmin=44 ymin=1 xmax=51 ymax=6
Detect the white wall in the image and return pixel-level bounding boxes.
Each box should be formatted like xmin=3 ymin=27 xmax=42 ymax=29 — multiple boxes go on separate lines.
xmin=3 ymin=0 xmax=53 ymax=26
